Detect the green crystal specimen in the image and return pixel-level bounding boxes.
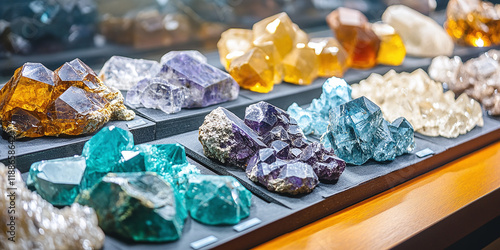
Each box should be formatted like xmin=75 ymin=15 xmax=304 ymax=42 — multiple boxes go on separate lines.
xmin=185 ymin=175 xmax=252 ymax=225
xmin=76 ymin=172 xmax=186 ymax=242
xmin=27 ymin=156 xmax=86 ymax=206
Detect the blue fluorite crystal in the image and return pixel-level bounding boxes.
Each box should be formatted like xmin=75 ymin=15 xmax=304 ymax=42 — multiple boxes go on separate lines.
xmin=323 ymin=97 xmax=415 ymax=165
xmin=126 ymin=77 xmax=184 ymax=114
xmin=158 ymin=51 xmax=239 ymax=108
xmin=28 ymin=156 xmax=86 ymax=206
xmin=288 ymin=77 xmax=352 ymax=136
xmin=185 ymin=175 xmax=252 ymax=225
xmin=76 ymin=172 xmax=186 ymax=242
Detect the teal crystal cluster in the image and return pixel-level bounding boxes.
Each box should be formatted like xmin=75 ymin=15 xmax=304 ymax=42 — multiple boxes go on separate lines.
xmin=185 ymin=175 xmax=252 ymax=225
xmin=288 ymin=77 xmax=352 ymax=136
xmin=28 ymin=126 xmax=252 ymax=241
xmin=322 ymin=97 xmax=415 ymax=165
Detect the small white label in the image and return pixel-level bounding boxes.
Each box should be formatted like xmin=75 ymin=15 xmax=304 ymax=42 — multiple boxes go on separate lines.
xmin=190 ymin=235 xmax=218 ymax=249
xmin=416 ymin=148 xmax=435 ymax=158
xmin=126 ymin=119 xmax=147 ymax=129
xmin=233 ymin=218 xmax=262 ymax=232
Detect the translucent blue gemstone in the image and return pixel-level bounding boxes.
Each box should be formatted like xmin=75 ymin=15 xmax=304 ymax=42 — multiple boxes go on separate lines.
xmin=185 ymin=175 xmax=251 ymax=225
xmin=389 ymin=117 xmax=416 ymax=155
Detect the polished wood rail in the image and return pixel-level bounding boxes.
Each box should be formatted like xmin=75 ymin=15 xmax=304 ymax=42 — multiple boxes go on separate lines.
xmin=256 ymin=140 xmax=500 ymax=249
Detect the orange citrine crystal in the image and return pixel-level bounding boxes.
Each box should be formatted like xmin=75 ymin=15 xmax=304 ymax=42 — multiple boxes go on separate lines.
xmin=371 ymin=23 xmax=406 ymax=66
xmin=308 ymin=37 xmax=349 ymax=77
xmin=217 ymin=28 xmax=254 ymax=69
xmin=283 ymin=45 xmax=319 ymax=85
xmin=229 ymin=48 xmax=274 ymax=93
xmin=326 ymin=7 xmax=380 ymax=69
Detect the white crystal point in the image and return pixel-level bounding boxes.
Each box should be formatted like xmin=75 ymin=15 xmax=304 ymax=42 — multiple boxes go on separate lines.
xmin=99 ymin=56 xmax=161 ymax=91
xmin=382 ymin=5 xmax=454 ymax=57
xmin=428 ymin=55 xmax=463 ymax=84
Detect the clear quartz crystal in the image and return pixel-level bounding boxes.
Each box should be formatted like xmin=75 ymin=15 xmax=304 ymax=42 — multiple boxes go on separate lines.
xmin=99 ymin=56 xmax=161 ymax=90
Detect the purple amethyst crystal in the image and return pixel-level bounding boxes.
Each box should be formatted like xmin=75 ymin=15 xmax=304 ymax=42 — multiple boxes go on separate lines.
xmin=199 ymin=101 xmax=346 ymax=195
xmin=158 ymin=51 xmax=239 ymax=108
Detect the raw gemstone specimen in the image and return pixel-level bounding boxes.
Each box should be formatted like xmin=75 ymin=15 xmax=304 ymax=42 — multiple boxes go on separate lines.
xmin=252 ymin=12 xmax=296 ymax=59
xmin=445 ymin=0 xmax=500 ymax=47
xmin=253 ymin=37 xmax=285 ymax=84
xmin=308 ymin=37 xmax=349 ymax=77
xmin=282 ymin=45 xmax=319 ymax=85
xmin=0 ymin=164 xmax=105 ymax=250
xmin=371 ymin=23 xmax=406 ymax=66
xmin=428 ymin=51 xmax=500 ymax=115
xmin=351 ymin=69 xmax=484 ymax=138
xmin=326 ymin=7 xmax=380 ymax=69
xmin=76 ymin=172 xmax=186 ymax=242
xmin=288 ymin=77 xmax=352 ymax=136
xmin=27 ymin=156 xmax=86 ymax=206
xmin=126 ymin=77 xmax=185 ymax=114
xmin=158 ymin=51 xmax=239 ymax=108
xmin=0 ymin=59 xmax=135 ymax=138
xmin=217 ymin=28 xmax=254 ymax=69
xmin=323 ymin=97 xmax=415 ymax=165
xmin=185 ymin=175 xmax=252 ymax=225
xmin=382 ymin=5 xmax=454 ymax=57
xmin=98 ymin=56 xmax=161 ymax=91
xmin=199 ymin=101 xmax=346 ymax=195
xmin=229 ymin=47 xmax=275 ymax=93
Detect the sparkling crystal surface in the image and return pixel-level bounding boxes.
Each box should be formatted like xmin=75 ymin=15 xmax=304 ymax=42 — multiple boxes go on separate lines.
xmin=98 ymin=56 xmax=161 ymax=90
xmin=283 ymin=46 xmax=319 ymax=85
xmin=351 ymin=69 xmax=484 ymax=138
xmin=159 ymin=51 xmax=239 ymax=108
xmin=28 ymin=156 xmax=86 ymax=206
xmin=308 ymin=37 xmax=349 ymax=77
xmin=126 ymin=77 xmax=185 ymax=114
xmin=288 ymin=77 xmax=352 ymax=135
xmin=252 ymin=12 xmax=296 ymax=59
xmin=0 ymin=59 xmax=135 ymax=138
xmin=326 ymin=7 xmax=380 ymax=69
xmin=371 ymin=23 xmax=406 ymax=66
xmin=185 ymin=175 xmax=252 ymax=225
xmin=0 ymin=164 xmax=105 ymax=250
xmin=323 ymin=96 xmax=415 ymax=165
xmin=217 ymin=28 xmax=254 ymax=69
xmin=76 ymin=172 xmax=185 ymax=242
xmin=229 ymin=47 xmax=274 ymax=93
xmin=382 ymin=5 xmax=454 ymax=57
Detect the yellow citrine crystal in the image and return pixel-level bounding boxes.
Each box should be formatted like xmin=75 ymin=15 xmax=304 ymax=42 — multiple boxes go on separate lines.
xmin=283 ymin=45 xmax=318 ymax=85
xmin=217 ymin=29 xmax=254 ymax=69
xmin=253 ymin=12 xmax=296 ymax=59
xmin=253 ymin=38 xmax=284 ymax=84
xmin=371 ymin=23 xmax=406 ymax=66
xmin=308 ymin=37 xmax=349 ymax=77
xmin=229 ymin=48 xmax=274 ymax=93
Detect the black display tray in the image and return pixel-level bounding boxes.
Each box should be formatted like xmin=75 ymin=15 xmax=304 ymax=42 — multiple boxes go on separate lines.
xmin=0 ymin=117 xmax=155 ymax=173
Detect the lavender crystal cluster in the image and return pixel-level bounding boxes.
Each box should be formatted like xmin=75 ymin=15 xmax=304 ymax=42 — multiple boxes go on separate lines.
xmin=199 ymin=101 xmax=346 ymax=195
xmin=123 ymin=51 xmax=239 ymax=114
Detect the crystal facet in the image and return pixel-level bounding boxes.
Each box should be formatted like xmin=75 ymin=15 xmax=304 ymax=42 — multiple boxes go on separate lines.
xmin=0 ymin=164 xmax=105 ymax=250
xmin=351 ymin=69 xmax=484 ymax=138
xmin=185 ymin=175 xmax=252 ymax=225
xmin=98 ymin=56 xmax=161 ymax=91
xmin=382 ymin=5 xmax=454 ymax=57
xmin=76 ymin=172 xmax=185 ymax=242
xmin=323 ymin=97 xmax=415 ymax=165
xmin=326 ymin=7 xmax=380 ymax=68
xmin=371 ymin=23 xmax=406 ymax=66
xmin=28 ymin=156 xmax=86 ymax=206
xmin=308 ymin=37 xmax=349 ymax=77
xmin=126 ymin=77 xmax=185 ymax=114
xmin=252 ymin=12 xmax=296 ymax=59
xmin=282 ymin=45 xmax=319 ymax=85
xmin=217 ymin=28 xmax=254 ymax=69
xmin=229 ymin=47 xmax=275 ymax=93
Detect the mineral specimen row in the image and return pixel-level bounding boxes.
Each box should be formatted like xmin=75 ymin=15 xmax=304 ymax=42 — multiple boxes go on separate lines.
xmin=351 ymin=69 xmax=484 ymax=138
xmin=99 ymin=50 xmax=239 ymax=114
xmin=0 ymin=59 xmax=134 ymax=139
xmin=27 ymin=126 xmax=252 ymax=242
xmin=199 ymin=101 xmax=346 ymax=195
xmin=429 ymin=50 xmax=500 ymax=116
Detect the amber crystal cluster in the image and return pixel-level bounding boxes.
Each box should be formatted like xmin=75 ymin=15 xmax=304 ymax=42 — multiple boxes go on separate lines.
xmin=445 ymin=0 xmax=500 ymax=47
xmin=218 ymin=12 xmax=348 ymax=93
xmin=326 ymin=7 xmax=406 ymax=68
xmin=0 ymin=59 xmax=134 ymax=138
xmin=351 ymin=69 xmax=484 ymax=138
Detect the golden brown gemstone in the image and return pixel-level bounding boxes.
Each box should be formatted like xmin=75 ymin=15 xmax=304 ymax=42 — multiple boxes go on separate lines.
xmin=308 ymin=37 xmax=349 ymax=77
xmin=0 ymin=59 xmax=134 ymax=138
xmin=371 ymin=23 xmax=406 ymax=66
xmin=253 ymin=37 xmax=284 ymax=84
xmin=253 ymin=12 xmax=296 ymax=59
xmin=283 ymin=45 xmax=318 ymax=85
xmin=229 ymin=48 xmax=274 ymax=93
xmin=326 ymin=7 xmax=380 ymax=69
xmin=217 ymin=29 xmax=254 ymax=70
xmin=445 ymin=0 xmax=500 ymax=47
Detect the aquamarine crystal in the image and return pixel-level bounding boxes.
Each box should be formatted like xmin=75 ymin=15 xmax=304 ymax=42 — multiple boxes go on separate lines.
xmin=126 ymin=77 xmax=185 ymax=114
xmin=323 ymin=97 xmax=415 ymax=165
xmin=288 ymin=77 xmax=352 ymax=135
xmin=27 ymin=156 xmax=86 ymax=206
xmin=185 ymin=175 xmax=251 ymax=225
xmin=76 ymin=172 xmax=186 ymax=242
